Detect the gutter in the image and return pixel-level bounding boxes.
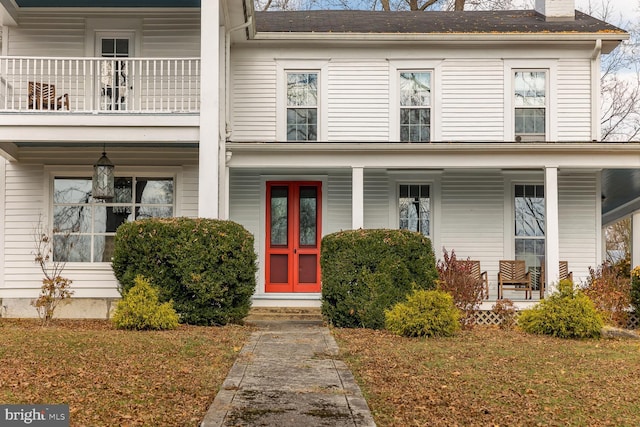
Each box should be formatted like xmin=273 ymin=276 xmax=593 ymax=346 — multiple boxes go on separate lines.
xmin=252 ymin=32 xmax=628 ymax=44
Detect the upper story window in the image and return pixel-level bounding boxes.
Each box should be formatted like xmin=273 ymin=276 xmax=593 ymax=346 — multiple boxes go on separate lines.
xmin=53 ymin=176 xmax=174 ymax=263
xmin=399 ymin=184 xmax=430 ymax=236
xmin=400 ymin=71 xmax=432 ymax=142
xmin=287 ymin=72 xmax=318 ymax=141
xmin=514 ymin=71 xmax=547 ymax=142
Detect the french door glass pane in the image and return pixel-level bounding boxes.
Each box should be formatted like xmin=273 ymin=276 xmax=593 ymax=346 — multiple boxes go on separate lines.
xmin=271 ymin=187 xmax=288 ymax=246
xmin=299 ymin=187 xmax=317 ymax=246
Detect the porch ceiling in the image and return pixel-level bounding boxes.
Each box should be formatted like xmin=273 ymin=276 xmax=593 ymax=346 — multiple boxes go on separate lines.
xmin=13 ymin=0 xmax=199 ymax=7
xmin=602 ymin=169 xmax=640 ymax=225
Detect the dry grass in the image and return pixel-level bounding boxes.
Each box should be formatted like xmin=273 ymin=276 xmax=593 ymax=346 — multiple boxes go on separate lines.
xmin=334 ymin=326 xmax=640 ymax=427
xmin=0 ymin=319 xmax=252 ymax=426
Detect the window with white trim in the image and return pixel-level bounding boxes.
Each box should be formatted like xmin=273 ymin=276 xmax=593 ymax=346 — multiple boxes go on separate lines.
xmin=399 ymin=184 xmax=430 ymax=236
xmin=514 ymin=70 xmax=547 ymax=142
xmin=286 ymin=72 xmax=318 ymax=141
xmin=53 ymin=176 xmax=174 ymax=262
xmin=400 ymin=71 xmax=431 ymax=142
xmin=514 ymin=184 xmax=545 ymax=288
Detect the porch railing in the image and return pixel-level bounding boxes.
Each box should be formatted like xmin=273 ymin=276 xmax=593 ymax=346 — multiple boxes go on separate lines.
xmin=0 ymin=57 xmax=200 ymax=113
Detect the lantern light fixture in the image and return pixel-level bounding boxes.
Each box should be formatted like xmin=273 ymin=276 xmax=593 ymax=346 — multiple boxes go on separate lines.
xmin=92 ymin=148 xmax=115 ymax=200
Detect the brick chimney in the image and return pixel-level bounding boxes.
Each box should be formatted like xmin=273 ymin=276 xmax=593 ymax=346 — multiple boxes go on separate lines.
xmin=535 ymin=0 xmax=575 ymax=21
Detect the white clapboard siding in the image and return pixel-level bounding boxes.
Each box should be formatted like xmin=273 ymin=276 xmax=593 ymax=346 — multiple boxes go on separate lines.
xmin=364 ymin=170 xmax=390 ymax=229
xmin=3 ymin=163 xmax=48 ymax=293
xmin=557 ymin=59 xmax=592 ymax=141
xmin=7 ymin=16 xmax=85 ymax=57
xmin=7 ymin=13 xmax=200 ymax=58
xmin=142 ymin=14 xmax=201 ymax=57
xmin=326 ymin=171 xmax=353 ymax=234
xmin=327 ymin=61 xmax=390 ymax=142
xmin=228 ymin=170 xmax=262 ymax=238
xmin=440 ymin=60 xmax=505 ymax=142
xmin=1 ymin=150 xmax=199 ymax=297
xmin=558 ymin=172 xmax=598 ymax=282
xmin=439 ymin=170 xmax=505 ymax=285
xmin=231 ymin=60 xmax=278 ymax=141
xmin=179 ymin=164 xmax=199 ymax=217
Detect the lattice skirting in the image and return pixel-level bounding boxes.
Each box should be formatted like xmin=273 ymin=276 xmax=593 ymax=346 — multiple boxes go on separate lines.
xmin=475 ymin=310 xmax=640 ymax=329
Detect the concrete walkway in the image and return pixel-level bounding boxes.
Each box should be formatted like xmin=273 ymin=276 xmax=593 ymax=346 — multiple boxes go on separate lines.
xmin=200 ymin=320 xmax=376 ymax=427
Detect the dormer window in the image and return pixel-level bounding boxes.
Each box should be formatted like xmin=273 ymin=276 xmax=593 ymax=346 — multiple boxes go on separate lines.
xmin=286 ymin=72 xmax=318 ymax=141
xmin=514 ymin=70 xmax=547 ymax=142
xmin=399 ymin=71 xmax=432 ymax=142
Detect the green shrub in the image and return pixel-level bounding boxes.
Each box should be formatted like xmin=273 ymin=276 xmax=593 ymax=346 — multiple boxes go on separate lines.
xmin=112 ymin=275 xmax=179 ymax=330
xmin=385 ymin=289 xmax=460 ymax=337
xmin=112 ymin=217 xmax=257 ymax=326
xmin=321 ymin=229 xmax=438 ymax=329
xmin=518 ymin=280 xmax=603 ymax=339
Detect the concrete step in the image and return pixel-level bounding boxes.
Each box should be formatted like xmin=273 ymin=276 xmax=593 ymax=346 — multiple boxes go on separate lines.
xmin=244 ymin=307 xmax=323 ymax=324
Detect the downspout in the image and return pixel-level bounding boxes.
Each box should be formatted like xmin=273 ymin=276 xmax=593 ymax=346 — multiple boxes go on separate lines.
xmin=591 ymin=39 xmax=602 ymax=141
xmin=226 ymin=16 xmax=253 ymax=139
xmin=221 ymin=16 xmax=253 ymax=220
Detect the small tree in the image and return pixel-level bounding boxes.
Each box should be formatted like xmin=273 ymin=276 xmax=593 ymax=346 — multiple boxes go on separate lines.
xmin=436 ymin=248 xmax=485 ymax=328
xmin=31 ymin=218 xmax=73 ymax=325
xmin=583 ymin=262 xmax=631 ymax=327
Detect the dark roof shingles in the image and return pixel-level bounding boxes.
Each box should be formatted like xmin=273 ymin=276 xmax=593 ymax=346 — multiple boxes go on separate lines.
xmin=255 ymin=10 xmax=625 ymax=35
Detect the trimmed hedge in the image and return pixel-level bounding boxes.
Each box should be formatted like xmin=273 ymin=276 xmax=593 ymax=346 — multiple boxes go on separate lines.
xmin=320 ymin=229 xmax=438 ymax=329
xmin=112 ymin=217 xmax=257 ymax=326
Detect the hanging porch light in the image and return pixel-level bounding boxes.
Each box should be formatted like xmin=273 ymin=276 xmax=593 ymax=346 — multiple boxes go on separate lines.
xmin=92 ymin=149 xmax=115 ymax=200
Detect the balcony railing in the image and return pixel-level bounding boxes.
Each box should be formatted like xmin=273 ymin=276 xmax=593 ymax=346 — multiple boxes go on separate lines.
xmin=0 ymin=57 xmax=200 ymax=113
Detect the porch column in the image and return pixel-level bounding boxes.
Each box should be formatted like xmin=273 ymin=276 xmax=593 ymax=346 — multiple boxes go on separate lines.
xmin=198 ymin=0 xmax=220 ymax=218
xmin=545 ymin=166 xmax=560 ymax=294
xmin=352 ymin=167 xmax=364 ymax=229
xmin=632 ymin=212 xmax=640 ymax=268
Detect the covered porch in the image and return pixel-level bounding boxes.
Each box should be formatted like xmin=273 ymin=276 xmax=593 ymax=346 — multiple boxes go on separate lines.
xmin=225 ymin=141 xmax=640 ymax=307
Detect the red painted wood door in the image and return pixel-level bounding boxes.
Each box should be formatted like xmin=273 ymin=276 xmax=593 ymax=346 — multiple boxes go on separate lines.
xmin=266 ymin=182 xmax=322 ymax=293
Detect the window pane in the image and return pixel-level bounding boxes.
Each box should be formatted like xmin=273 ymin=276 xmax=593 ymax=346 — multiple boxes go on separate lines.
xmin=94 ymin=235 xmax=116 ymax=262
xmin=515 ymin=71 xmax=546 ymax=107
xmin=101 ymin=39 xmax=114 ymax=56
xmin=94 ymin=205 xmax=130 ymax=233
xmin=136 ymin=206 xmax=173 ymax=219
xmin=299 ymin=187 xmax=317 ymax=246
xmin=271 ymin=187 xmax=288 ymax=246
xmin=54 ymin=206 xmax=91 ymax=233
xmin=399 ymin=184 xmax=430 ymax=236
xmin=287 ymin=73 xmax=318 ymax=107
xmin=136 ymin=179 xmax=174 ymax=204
xmin=54 ymin=235 xmax=90 ymax=262
xmin=287 ymin=108 xmax=317 ymax=141
xmin=54 ymin=178 xmax=92 ymax=204
xmin=400 ymin=72 xmax=431 ymax=106
xmin=400 ymin=107 xmax=430 ymax=142
xmin=114 ymin=177 xmax=133 ymax=203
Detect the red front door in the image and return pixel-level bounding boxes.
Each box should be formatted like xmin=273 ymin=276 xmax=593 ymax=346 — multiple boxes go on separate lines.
xmin=266 ymin=182 xmax=322 ymax=293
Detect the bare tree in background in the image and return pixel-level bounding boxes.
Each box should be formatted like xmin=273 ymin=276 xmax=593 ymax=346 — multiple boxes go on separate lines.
xmin=256 ymin=0 xmax=515 ymax=11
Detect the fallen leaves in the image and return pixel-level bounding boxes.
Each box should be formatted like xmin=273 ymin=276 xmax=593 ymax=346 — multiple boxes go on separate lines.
xmin=334 ymin=326 xmax=640 ymax=427
xmin=0 ymin=319 xmax=252 ymax=426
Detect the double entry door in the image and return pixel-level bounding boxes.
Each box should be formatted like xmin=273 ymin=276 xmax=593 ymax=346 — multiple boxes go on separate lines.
xmin=265 ymin=182 xmax=322 ymax=293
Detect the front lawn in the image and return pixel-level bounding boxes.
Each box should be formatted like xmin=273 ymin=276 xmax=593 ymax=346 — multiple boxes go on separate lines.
xmin=0 ymin=319 xmax=252 ymax=426
xmin=334 ymin=327 xmax=640 ymax=427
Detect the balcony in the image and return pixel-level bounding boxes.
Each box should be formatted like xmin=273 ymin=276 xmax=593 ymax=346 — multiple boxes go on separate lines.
xmin=0 ymin=57 xmax=200 ymax=114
